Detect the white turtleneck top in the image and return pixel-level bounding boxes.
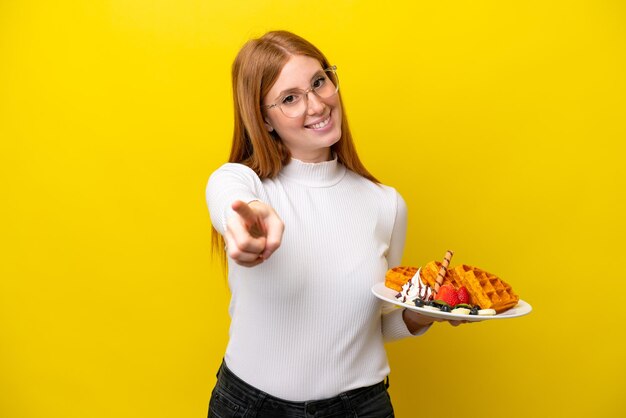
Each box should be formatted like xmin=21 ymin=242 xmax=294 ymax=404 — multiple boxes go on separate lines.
xmin=206 ymin=156 xmax=424 ymax=401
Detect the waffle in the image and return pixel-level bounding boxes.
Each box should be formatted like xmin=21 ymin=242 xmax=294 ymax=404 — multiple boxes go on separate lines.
xmin=385 ymin=266 xmax=419 ymax=292
xmin=420 ymin=261 xmax=519 ymax=313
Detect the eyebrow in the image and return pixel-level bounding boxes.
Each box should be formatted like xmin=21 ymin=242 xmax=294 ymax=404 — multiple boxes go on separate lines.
xmin=273 ymin=69 xmax=326 ymax=100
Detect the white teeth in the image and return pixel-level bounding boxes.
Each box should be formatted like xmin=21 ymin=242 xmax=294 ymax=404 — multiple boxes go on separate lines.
xmin=306 ymin=115 xmax=330 ymax=129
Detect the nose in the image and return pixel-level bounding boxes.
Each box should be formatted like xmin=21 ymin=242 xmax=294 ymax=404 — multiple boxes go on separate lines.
xmin=306 ymin=91 xmax=326 ymax=115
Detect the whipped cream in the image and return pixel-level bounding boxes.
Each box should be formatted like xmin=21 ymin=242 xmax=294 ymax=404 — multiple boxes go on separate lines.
xmin=396 ymin=268 xmax=433 ymax=303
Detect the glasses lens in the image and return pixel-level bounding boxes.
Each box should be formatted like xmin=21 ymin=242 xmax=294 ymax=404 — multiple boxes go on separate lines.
xmin=279 ymin=67 xmax=339 ymax=118
xmin=317 ymin=69 xmax=339 ymax=98
xmin=281 ymin=94 xmax=306 ymax=118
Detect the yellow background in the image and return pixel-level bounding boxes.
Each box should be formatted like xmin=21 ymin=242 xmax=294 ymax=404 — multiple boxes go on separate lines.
xmin=1 ymin=1 xmax=625 ymax=417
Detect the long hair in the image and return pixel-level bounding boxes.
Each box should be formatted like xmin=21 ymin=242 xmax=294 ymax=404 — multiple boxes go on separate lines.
xmin=212 ymin=30 xmax=379 ymax=259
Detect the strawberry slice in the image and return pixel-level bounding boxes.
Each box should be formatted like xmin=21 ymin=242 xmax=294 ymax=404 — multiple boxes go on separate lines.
xmin=434 ymin=284 xmax=459 ymax=307
xmin=457 ymin=286 xmax=470 ymax=305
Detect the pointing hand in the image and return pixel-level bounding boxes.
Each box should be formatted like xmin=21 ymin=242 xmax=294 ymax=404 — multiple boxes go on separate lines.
xmin=225 ymin=200 xmax=284 ymax=267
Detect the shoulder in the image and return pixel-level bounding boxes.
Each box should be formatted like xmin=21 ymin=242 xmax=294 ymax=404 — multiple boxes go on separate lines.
xmin=210 ymin=162 xmax=258 ymax=178
xmin=206 ymin=163 xmax=266 ymax=198
xmin=343 ymin=170 xmax=406 ymax=216
xmin=208 ymin=163 xmax=261 ymax=184
xmin=345 ymin=170 xmax=404 ymax=202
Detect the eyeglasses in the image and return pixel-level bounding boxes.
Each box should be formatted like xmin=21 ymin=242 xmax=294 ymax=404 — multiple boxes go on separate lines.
xmin=263 ymin=65 xmax=339 ymax=118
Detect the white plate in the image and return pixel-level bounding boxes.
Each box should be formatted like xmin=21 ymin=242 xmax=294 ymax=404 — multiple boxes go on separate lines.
xmin=371 ymin=282 xmax=532 ymax=322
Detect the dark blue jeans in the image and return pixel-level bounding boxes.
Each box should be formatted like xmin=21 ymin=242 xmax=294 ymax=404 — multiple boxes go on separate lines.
xmin=208 ymin=361 xmax=395 ymax=418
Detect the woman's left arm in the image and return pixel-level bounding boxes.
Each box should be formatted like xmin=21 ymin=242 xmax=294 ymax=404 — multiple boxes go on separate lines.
xmin=385 ymin=191 xmax=466 ymax=333
xmin=381 ymin=191 xmax=435 ymax=340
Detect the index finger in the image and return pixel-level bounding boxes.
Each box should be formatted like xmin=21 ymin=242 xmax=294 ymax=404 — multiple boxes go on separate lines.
xmin=231 ymin=200 xmax=258 ymax=225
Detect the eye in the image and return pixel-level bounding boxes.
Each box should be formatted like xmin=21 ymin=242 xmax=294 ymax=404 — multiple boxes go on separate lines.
xmin=281 ymin=93 xmax=302 ymax=105
xmin=312 ymin=75 xmax=326 ymax=90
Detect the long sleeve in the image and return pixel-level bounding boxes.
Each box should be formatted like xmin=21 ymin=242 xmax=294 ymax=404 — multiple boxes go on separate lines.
xmin=386 ymin=191 xmax=407 ymax=268
xmin=206 ymin=163 xmax=264 ymax=234
xmin=381 ymin=191 xmax=431 ymax=341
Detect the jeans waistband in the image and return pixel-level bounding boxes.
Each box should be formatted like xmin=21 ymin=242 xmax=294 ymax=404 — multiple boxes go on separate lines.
xmin=215 ymin=360 xmax=389 ymax=416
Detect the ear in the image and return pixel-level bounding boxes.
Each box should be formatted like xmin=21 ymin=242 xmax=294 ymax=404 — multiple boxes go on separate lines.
xmin=264 ymin=119 xmax=274 ymax=133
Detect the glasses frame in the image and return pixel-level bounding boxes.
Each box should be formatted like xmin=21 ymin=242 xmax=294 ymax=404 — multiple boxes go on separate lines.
xmin=263 ymin=65 xmax=339 ymax=118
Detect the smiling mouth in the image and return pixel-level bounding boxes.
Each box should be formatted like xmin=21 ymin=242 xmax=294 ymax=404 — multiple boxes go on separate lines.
xmin=305 ymin=114 xmax=331 ymax=130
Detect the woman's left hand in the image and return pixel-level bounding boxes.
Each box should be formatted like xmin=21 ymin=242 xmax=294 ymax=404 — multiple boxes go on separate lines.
xmin=402 ymin=309 xmax=469 ymax=333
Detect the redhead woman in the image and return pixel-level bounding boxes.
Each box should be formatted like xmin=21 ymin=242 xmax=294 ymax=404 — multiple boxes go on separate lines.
xmin=206 ymin=30 xmax=459 ymax=418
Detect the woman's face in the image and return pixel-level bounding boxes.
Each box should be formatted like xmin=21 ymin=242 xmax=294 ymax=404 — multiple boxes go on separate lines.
xmin=262 ymin=55 xmax=342 ymax=163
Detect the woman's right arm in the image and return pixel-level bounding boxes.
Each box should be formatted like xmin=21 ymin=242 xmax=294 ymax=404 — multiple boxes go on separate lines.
xmin=206 ymin=164 xmax=284 ymax=267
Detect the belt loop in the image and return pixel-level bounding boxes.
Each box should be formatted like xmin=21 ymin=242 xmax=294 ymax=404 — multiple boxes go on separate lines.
xmin=385 ymin=375 xmax=390 ymax=389
xmin=248 ymin=391 xmax=266 ymax=418
xmin=340 ymin=393 xmax=355 ymax=416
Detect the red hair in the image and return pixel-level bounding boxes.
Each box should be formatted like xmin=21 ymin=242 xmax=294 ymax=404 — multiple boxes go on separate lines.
xmin=230 ymin=30 xmax=378 ymax=181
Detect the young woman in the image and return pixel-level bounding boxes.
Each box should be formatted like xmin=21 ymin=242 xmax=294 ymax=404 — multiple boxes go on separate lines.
xmin=206 ymin=30 xmax=458 ymax=418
